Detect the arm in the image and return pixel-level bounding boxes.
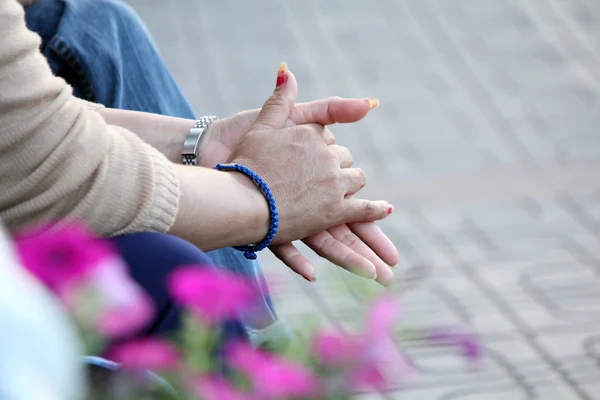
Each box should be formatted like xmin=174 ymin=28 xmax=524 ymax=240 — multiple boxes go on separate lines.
xmin=0 ymin=0 xmax=267 ymax=248
xmin=96 ymin=108 xmax=195 ymax=164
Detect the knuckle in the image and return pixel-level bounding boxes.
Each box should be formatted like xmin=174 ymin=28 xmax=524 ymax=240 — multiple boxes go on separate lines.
xmin=295 ymin=124 xmax=314 ymax=136
xmin=318 ymin=236 xmax=338 ymax=253
xmin=263 ymin=94 xmax=287 ymax=109
xmin=342 ymin=146 xmax=353 ymax=163
xmin=362 ymin=201 xmax=376 ymax=219
xmin=340 ymin=232 xmax=359 ymax=248
xmin=324 ymin=127 xmax=336 ymax=144
xmin=355 ymin=168 xmax=366 ymax=187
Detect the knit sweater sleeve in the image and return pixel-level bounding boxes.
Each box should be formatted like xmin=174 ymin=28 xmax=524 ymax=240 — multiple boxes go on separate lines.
xmin=0 ymin=0 xmax=180 ymax=235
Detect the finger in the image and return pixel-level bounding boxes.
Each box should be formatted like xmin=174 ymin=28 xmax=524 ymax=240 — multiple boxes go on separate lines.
xmin=344 ymin=199 xmax=393 ymax=222
xmin=290 ymin=96 xmax=380 ymax=126
xmin=348 ymin=222 xmax=399 ymax=267
xmin=329 ymin=145 xmax=353 ymax=168
xmin=303 ymin=231 xmax=377 ymax=280
xmin=269 ymin=242 xmax=316 ymax=282
xmin=341 ymin=168 xmax=366 ymax=195
xmin=327 ymin=224 xmax=396 ymax=287
xmin=252 ymin=62 xmax=299 ymax=130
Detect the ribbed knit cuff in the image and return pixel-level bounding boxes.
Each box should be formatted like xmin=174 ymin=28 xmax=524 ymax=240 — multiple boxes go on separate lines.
xmin=134 ymin=146 xmax=180 ymax=234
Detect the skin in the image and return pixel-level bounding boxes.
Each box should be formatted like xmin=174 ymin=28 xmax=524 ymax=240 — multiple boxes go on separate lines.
xmin=99 ymin=69 xmax=399 ymax=286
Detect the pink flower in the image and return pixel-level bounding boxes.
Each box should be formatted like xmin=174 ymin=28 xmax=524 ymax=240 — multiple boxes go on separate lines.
xmin=90 ymin=260 xmax=155 ymax=338
xmin=168 ymin=267 xmax=256 ymax=324
xmin=189 ymin=374 xmax=256 ymax=400
xmin=312 ymin=296 xmax=411 ymax=392
xmin=354 ymin=334 xmax=412 ymax=391
xmin=366 ymin=295 xmax=402 ymax=339
xmin=426 ymin=326 xmax=482 ymax=362
xmin=312 ymin=332 xmax=363 ymax=366
xmin=227 ymin=341 xmax=320 ymax=399
xmin=13 ymin=223 xmax=114 ymax=294
xmin=13 ymin=223 xmax=155 ymax=338
xmin=106 ymin=339 xmax=181 ymax=371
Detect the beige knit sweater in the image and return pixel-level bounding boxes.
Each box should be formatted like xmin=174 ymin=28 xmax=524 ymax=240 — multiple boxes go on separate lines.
xmin=0 ymin=0 xmax=180 ymax=235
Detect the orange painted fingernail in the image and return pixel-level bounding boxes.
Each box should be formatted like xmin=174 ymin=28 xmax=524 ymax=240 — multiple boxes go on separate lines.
xmin=366 ymin=97 xmax=380 ymax=110
xmin=276 ymin=62 xmax=289 ymax=87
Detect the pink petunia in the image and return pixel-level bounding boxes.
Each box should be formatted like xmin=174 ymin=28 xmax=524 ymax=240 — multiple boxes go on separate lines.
xmin=13 ymin=223 xmax=155 ymax=338
xmin=13 ymin=223 xmax=115 ymax=294
xmin=90 ymin=259 xmax=155 ymax=338
xmin=189 ymin=374 xmax=256 ymax=400
xmin=227 ymin=341 xmax=320 ymax=399
xmin=312 ymin=296 xmax=411 ymax=393
xmin=167 ymin=267 xmax=257 ymax=324
xmin=426 ymin=326 xmax=483 ymax=363
xmin=354 ymin=334 xmax=412 ymax=391
xmin=106 ymin=339 xmax=181 ymax=371
xmin=366 ymin=295 xmax=402 ymax=339
xmin=312 ymin=332 xmax=363 ymax=367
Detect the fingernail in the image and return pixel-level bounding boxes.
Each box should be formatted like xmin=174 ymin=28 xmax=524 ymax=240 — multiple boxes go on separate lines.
xmin=387 ymin=205 xmax=394 ymax=215
xmin=305 ymin=276 xmax=316 ymax=283
xmin=276 ymin=62 xmax=289 ymax=87
xmin=366 ymin=97 xmax=380 ymax=110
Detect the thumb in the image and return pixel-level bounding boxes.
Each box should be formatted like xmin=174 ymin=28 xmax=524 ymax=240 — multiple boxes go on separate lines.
xmin=252 ymin=62 xmax=298 ymax=130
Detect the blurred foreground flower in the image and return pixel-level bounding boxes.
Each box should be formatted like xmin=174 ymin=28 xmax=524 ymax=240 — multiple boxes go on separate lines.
xmin=426 ymin=326 xmax=482 ymax=364
xmin=227 ymin=341 xmax=320 ymax=399
xmin=312 ymin=296 xmax=412 ymax=394
xmin=9 ymin=222 xmax=483 ymax=399
xmin=106 ymin=339 xmax=181 ymax=372
xmin=189 ymin=374 xmax=256 ymax=400
xmin=13 ymin=223 xmax=154 ymax=345
xmin=168 ymin=266 xmax=257 ymax=324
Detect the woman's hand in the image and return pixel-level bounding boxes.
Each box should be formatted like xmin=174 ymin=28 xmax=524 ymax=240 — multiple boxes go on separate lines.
xmin=218 ymin=64 xmax=398 ymax=286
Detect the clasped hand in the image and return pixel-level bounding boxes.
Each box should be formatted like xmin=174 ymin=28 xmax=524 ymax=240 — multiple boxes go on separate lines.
xmin=197 ymin=64 xmax=398 ymax=286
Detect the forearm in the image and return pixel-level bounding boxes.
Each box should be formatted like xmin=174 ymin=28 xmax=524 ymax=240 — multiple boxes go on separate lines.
xmin=168 ymin=164 xmax=270 ymax=252
xmin=97 ymin=108 xmax=194 ymax=164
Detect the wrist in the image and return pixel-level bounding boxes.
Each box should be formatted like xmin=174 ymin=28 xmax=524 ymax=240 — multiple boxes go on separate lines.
xmin=181 ymin=117 xmax=219 ymax=166
xmin=229 ymin=170 xmax=270 ymax=245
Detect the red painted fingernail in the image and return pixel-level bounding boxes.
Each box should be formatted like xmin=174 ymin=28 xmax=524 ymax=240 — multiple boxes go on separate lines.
xmin=275 ymin=62 xmax=289 ymax=87
xmin=388 ymin=205 xmax=394 ymax=215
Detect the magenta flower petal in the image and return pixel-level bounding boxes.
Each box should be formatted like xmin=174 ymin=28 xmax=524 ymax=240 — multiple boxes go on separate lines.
xmin=91 ymin=260 xmax=155 ymax=338
xmin=426 ymin=326 xmax=482 ymax=362
xmin=13 ymin=223 xmax=115 ymax=293
xmin=355 ymin=335 xmax=412 ymax=391
xmin=168 ymin=267 xmax=257 ymax=324
xmin=226 ymin=341 xmax=320 ymax=399
xmin=189 ymin=374 xmax=256 ymax=400
xmin=106 ymin=339 xmax=181 ymax=371
xmin=366 ymin=296 xmax=402 ymax=339
xmin=312 ymin=332 xmax=362 ymax=366
xmin=96 ymin=292 xmax=154 ymax=338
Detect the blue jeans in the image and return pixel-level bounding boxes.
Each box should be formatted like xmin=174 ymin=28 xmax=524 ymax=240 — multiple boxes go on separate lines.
xmin=24 ymin=0 xmax=289 ymax=348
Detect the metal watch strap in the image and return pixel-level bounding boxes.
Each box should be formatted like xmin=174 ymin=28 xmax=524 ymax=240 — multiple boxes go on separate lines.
xmin=182 ymin=116 xmax=219 ymax=166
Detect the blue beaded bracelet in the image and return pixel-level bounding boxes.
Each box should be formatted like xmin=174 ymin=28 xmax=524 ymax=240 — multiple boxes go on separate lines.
xmin=214 ymin=163 xmax=279 ymax=260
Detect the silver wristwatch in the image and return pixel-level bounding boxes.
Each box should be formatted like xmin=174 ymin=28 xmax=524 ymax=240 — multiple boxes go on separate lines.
xmin=182 ymin=116 xmax=219 ymax=166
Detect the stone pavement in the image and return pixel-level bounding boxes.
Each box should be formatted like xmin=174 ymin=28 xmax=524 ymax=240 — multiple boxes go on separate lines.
xmin=127 ymin=0 xmax=600 ymax=398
